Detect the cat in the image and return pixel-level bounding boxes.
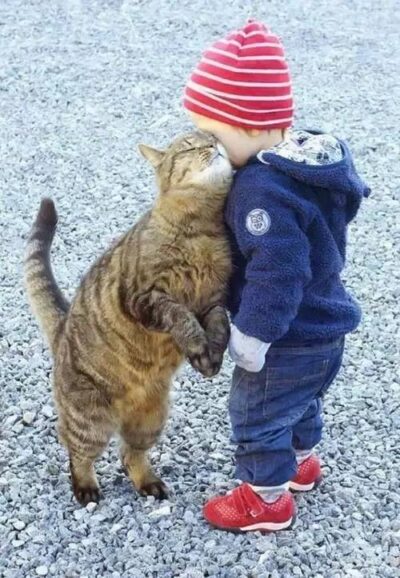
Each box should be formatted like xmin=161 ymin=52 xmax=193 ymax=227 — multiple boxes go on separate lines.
xmin=24 ymin=131 xmax=233 ymax=505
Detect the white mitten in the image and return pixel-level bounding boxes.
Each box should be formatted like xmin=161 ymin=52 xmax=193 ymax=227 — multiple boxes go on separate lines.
xmin=228 ymin=325 xmax=271 ymax=372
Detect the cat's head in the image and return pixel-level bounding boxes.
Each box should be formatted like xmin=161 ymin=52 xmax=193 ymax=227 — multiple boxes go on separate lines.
xmin=139 ymin=131 xmax=233 ymax=196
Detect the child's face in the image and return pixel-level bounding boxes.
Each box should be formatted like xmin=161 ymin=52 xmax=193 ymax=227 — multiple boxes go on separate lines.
xmin=189 ymin=113 xmax=260 ymax=168
xmin=189 ymin=113 xmax=286 ymax=168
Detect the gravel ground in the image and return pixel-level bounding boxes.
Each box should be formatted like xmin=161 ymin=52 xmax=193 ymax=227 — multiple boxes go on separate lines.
xmin=1 ymin=0 xmax=399 ymax=576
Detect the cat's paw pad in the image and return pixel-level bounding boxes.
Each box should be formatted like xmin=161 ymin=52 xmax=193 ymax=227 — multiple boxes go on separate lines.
xmin=188 ymin=347 xmax=217 ymax=377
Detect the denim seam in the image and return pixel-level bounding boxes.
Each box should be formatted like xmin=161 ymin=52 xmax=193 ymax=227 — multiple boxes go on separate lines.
xmin=270 ymin=338 xmax=343 ymax=356
xmin=244 ymin=376 xmax=250 ymax=445
xmin=266 ymin=366 xmax=329 ymax=386
xmin=319 ymin=357 xmax=340 ymax=396
xmin=263 ymin=359 xmax=330 ymax=419
xmin=231 ymin=368 xmax=251 ymax=448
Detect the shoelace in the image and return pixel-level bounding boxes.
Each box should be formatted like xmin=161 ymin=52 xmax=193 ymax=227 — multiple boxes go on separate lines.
xmin=232 ymin=484 xmax=265 ymax=518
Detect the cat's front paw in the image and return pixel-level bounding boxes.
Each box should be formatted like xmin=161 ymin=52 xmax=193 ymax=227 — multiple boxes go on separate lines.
xmin=208 ymin=344 xmax=225 ymax=374
xmin=187 ymin=341 xmax=218 ymax=378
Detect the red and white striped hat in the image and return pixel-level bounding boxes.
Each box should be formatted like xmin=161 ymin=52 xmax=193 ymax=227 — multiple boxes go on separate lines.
xmin=183 ymin=20 xmax=294 ymax=130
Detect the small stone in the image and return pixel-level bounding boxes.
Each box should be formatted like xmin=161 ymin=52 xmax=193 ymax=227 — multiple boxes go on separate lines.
xmin=209 ymin=452 xmax=225 ymax=461
xmin=256 ymin=538 xmax=276 ymax=553
xmin=47 ymin=464 xmax=58 ymax=475
xmin=346 ymin=571 xmax=363 ymax=578
xmin=91 ymin=513 xmax=107 ymax=523
xmin=183 ymin=510 xmax=195 ymax=524
xmin=5 ymin=414 xmax=19 ymax=426
xmin=13 ymin=520 xmax=26 ymax=531
xmin=341 ymin=478 xmax=353 ymax=488
xmin=86 ymin=502 xmax=97 ymax=513
xmin=352 ymin=512 xmax=363 ymax=521
xmin=22 ymin=411 xmax=35 ymax=425
xmin=73 ymin=510 xmax=84 ymax=521
xmin=110 ymin=523 xmax=122 ymax=534
xmin=204 ymin=540 xmax=216 ymax=550
xmin=12 ymin=423 xmax=24 ymax=434
xmin=259 ymin=551 xmax=272 ymax=565
xmin=36 ymin=566 xmax=48 ymax=576
xmin=374 ymin=469 xmax=386 ymax=480
xmin=42 ymin=405 xmax=53 ymax=418
xmin=148 ymin=504 xmax=171 ymax=518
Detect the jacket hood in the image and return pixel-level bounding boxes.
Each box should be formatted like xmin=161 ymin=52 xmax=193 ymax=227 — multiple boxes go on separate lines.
xmin=256 ymin=130 xmax=370 ymax=221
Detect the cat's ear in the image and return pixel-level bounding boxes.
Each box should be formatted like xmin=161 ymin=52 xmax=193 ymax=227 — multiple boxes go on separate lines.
xmin=138 ymin=144 xmax=165 ymax=168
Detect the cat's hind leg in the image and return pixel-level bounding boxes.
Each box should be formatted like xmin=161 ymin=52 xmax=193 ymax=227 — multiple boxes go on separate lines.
xmin=69 ymin=452 xmax=103 ymax=505
xmin=121 ymin=446 xmax=168 ymax=499
xmin=120 ymin=407 xmax=168 ymax=499
xmin=57 ymin=390 xmax=113 ymax=505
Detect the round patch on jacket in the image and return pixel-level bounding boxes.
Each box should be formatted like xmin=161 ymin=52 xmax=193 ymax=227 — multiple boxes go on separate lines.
xmin=246 ymin=209 xmax=271 ymax=236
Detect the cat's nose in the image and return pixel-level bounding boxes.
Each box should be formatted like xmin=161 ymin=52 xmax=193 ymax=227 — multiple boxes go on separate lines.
xmin=217 ymin=143 xmax=228 ymax=159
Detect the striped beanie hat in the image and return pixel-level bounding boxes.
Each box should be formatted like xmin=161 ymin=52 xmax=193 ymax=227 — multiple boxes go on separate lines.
xmin=183 ymin=20 xmax=294 ymax=130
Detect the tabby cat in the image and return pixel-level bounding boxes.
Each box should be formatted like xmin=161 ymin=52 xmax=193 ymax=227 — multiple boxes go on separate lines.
xmin=24 ymin=131 xmax=233 ymax=505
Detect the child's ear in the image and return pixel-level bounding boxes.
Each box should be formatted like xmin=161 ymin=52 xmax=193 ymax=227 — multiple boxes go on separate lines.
xmin=138 ymin=144 xmax=165 ymax=168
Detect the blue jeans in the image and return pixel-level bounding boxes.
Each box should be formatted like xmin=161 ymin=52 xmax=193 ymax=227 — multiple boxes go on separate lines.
xmin=229 ymin=338 xmax=345 ymax=486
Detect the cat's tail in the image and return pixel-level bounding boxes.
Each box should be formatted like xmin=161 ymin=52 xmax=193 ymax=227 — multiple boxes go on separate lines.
xmin=24 ymin=198 xmax=69 ymax=351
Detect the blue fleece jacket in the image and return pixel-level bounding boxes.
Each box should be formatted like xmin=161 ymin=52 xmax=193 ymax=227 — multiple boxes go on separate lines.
xmin=225 ymin=130 xmax=370 ymax=344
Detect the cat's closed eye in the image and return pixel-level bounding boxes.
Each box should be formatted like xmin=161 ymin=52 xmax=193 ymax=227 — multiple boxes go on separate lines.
xmin=176 ymin=145 xmax=214 ymax=156
xmin=176 ymin=147 xmax=196 ymax=155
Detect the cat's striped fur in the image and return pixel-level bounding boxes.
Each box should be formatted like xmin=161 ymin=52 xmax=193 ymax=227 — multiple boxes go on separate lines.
xmin=24 ymin=131 xmax=233 ymax=505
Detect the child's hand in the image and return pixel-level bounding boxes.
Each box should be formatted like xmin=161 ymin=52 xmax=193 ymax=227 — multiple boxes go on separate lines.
xmin=228 ymin=325 xmax=270 ymax=372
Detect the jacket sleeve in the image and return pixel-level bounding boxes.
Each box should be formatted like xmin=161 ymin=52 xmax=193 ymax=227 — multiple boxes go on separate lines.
xmin=232 ymin=189 xmax=312 ymax=343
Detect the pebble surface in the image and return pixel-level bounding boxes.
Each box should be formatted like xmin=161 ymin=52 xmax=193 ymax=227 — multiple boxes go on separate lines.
xmin=1 ymin=0 xmax=399 ymax=577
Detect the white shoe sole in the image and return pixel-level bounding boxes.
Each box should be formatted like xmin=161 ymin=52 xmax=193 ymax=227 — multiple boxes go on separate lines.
xmin=289 ymin=479 xmax=319 ymax=492
xmin=239 ymin=517 xmax=294 ymax=532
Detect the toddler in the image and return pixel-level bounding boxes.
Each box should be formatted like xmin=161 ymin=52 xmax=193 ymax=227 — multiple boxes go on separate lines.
xmin=183 ymin=20 xmax=369 ymax=532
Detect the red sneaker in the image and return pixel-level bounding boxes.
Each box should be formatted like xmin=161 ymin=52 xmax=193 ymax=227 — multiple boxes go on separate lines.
xmin=290 ymin=454 xmax=322 ymax=492
xmin=203 ymin=484 xmax=295 ymax=533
